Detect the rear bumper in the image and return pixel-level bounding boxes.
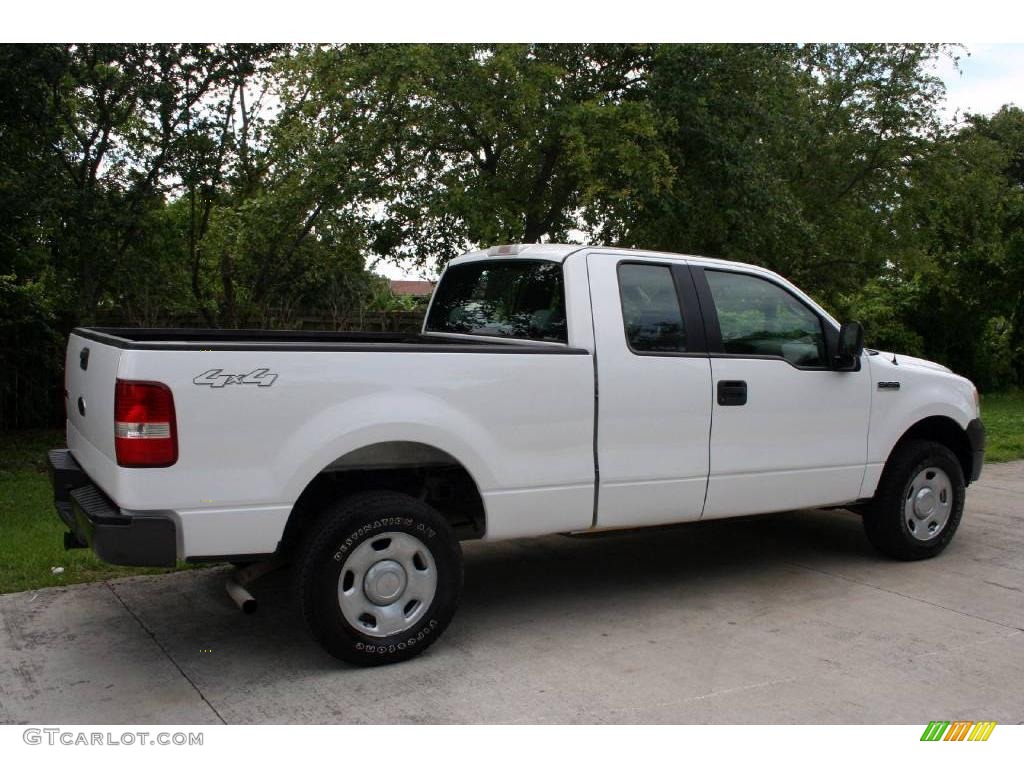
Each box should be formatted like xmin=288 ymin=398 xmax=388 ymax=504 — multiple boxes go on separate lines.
xmin=48 ymin=449 xmax=178 ymax=567
xmin=966 ymin=418 xmax=985 ymax=483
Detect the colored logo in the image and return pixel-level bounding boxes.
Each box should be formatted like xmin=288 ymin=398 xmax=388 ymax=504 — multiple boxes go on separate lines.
xmin=920 ymin=721 xmax=996 ymax=741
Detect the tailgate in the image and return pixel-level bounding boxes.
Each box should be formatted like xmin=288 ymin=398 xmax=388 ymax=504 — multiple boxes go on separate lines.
xmin=65 ymin=331 xmax=122 ymax=463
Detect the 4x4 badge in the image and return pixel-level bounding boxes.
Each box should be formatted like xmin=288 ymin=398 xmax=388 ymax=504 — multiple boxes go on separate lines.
xmin=193 ymin=368 xmax=278 ymax=388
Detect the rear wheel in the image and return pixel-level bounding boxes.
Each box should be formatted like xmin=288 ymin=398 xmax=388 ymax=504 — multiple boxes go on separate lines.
xmin=296 ymin=490 xmax=463 ymax=665
xmin=863 ymin=439 xmax=965 ymax=560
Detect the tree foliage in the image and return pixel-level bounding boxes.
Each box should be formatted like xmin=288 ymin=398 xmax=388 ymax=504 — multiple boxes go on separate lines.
xmin=855 ymin=105 xmax=1024 ymax=390
xmin=1 ymin=43 xmax=1023 ymax=427
xmin=282 ymin=44 xmax=670 ymax=266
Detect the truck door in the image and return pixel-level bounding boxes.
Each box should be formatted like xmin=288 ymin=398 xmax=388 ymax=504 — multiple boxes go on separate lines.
xmin=691 ymin=265 xmax=871 ymax=517
xmin=588 ymin=253 xmax=713 ymax=528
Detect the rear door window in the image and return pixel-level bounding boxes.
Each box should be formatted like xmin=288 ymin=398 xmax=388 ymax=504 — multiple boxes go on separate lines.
xmin=618 ymin=263 xmax=687 ymax=353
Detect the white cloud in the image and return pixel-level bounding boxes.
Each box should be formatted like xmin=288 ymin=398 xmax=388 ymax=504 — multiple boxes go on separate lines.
xmin=367 ymin=256 xmax=439 ymax=281
xmin=938 ymin=43 xmax=1024 ymax=123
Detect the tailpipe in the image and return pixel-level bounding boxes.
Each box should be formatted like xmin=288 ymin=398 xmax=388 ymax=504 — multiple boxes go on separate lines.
xmin=225 ymin=576 xmax=257 ymax=614
xmin=224 ymin=557 xmax=284 ymax=614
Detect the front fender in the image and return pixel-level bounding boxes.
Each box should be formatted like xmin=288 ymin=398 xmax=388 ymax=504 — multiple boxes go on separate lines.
xmin=867 ymin=357 xmax=977 ymax=466
xmin=862 ymin=356 xmax=979 ymax=497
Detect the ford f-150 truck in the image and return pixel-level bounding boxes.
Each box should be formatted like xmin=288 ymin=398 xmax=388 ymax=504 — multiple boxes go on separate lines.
xmin=49 ymin=244 xmax=985 ymax=665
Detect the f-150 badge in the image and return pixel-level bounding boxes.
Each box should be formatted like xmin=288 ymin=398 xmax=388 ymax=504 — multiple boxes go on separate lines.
xmin=193 ymin=368 xmax=278 ymax=388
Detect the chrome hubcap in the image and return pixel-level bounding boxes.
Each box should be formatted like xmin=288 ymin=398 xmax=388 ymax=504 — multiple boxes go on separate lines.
xmin=338 ymin=532 xmax=436 ymax=637
xmin=904 ymin=466 xmax=953 ymax=541
xmin=363 ymin=560 xmax=407 ymax=605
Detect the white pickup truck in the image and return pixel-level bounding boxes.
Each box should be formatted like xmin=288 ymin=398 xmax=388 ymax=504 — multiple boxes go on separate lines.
xmin=49 ymin=244 xmax=985 ymax=665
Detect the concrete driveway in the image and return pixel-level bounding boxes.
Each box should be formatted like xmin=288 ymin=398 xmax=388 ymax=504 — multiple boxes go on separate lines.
xmin=2 ymin=461 xmax=1022 ymax=724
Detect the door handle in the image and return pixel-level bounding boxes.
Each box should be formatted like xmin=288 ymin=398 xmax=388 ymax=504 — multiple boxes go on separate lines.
xmin=717 ymin=380 xmax=747 ymax=406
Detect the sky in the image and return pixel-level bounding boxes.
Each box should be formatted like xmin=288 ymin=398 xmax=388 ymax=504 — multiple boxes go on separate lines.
xmin=935 ymin=43 xmax=1024 ymax=122
xmin=375 ymin=43 xmax=1024 ymax=282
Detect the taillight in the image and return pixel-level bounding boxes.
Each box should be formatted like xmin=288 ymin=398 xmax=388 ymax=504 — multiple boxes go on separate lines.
xmin=114 ymin=380 xmax=178 ymax=467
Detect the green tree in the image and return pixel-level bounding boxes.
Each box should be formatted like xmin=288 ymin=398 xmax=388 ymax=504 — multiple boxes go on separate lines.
xmin=40 ymin=45 xmax=259 ymax=318
xmin=5 ymin=42 xmax=1024 ymax=428
xmin=625 ymin=44 xmax=951 ymax=302
xmin=877 ymin=106 xmax=1024 ymax=387
xmin=166 ymin=43 xmax=394 ymax=327
xmin=285 ymin=44 xmax=672 ymax=270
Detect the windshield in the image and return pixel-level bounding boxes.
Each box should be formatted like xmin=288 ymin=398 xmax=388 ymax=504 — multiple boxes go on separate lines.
xmin=425 ymin=260 xmax=568 ymax=343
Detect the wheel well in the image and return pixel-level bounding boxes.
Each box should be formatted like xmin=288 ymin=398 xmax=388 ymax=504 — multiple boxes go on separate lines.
xmin=891 ymin=416 xmax=974 ymax=484
xmin=279 ymin=442 xmax=486 ymax=554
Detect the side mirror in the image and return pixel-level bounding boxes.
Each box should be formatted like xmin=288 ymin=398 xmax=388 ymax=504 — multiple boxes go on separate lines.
xmin=834 ymin=321 xmax=864 ymax=370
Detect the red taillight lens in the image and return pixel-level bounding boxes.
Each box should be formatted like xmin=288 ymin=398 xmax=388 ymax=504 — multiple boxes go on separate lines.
xmin=114 ymin=380 xmax=178 ymax=467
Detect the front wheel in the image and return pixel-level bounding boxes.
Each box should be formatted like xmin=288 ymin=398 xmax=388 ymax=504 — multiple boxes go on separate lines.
xmin=296 ymin=490 xmax=463 ymax=665
xmin=863 ymin=439 xmax=966 ymax=560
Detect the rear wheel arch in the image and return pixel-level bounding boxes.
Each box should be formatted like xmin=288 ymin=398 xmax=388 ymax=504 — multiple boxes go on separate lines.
xmin=279 ymin=441 xmax=487 ymax=556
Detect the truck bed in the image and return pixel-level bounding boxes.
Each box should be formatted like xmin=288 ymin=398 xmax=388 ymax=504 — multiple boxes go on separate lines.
xmin=63 ymin=324 xmax=598 ymax=555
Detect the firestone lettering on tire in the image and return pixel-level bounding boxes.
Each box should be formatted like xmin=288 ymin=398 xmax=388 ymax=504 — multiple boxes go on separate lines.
xmin=333 ymin=517 xmax=420 ymax=561
xmin=354 ymin=619 xmax=437 ymax=654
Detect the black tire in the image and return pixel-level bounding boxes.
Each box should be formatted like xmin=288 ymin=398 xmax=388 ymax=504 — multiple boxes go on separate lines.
xmin=863 ymin=439 xmax=966 ymax=560
xmin=296 ymin=490 xmax=463 ymax=666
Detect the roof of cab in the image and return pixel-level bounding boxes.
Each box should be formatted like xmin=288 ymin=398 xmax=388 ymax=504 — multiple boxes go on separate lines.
xmin=447 ymin=243 xmax=763 ymax=274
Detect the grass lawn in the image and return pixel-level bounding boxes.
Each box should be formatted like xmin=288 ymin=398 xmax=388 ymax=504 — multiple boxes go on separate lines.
xmin=0 ymin=428 xmax=184 ymax=594
xmin=981 ymin=390 xmax=1024 ymax=463
xmin=1 ymin=394 xmax=1021 ymax=595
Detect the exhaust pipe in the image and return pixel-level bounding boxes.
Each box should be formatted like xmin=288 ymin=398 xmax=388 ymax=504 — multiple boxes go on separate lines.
xmin=224 ymin=557 xmax=284 ymax=614
xmin=225 ymin=576 xmax=257 ymax=614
